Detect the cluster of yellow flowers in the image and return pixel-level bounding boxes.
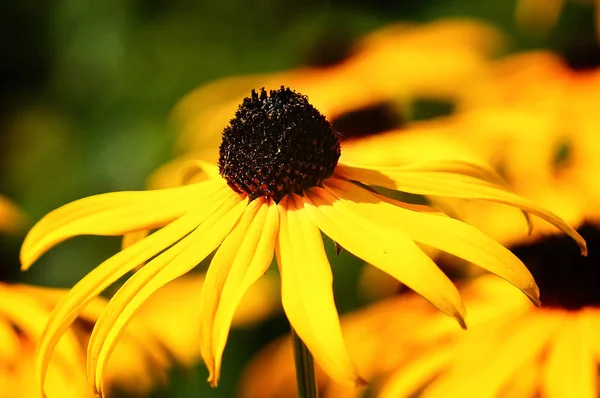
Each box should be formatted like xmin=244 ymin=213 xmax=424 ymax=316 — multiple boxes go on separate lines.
xmin=3 ymin=12 xmax=600 ymax=398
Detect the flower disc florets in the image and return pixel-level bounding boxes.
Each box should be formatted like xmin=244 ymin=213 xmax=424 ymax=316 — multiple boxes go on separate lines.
xmin=219 ymin=87 xmax=341 ymax=202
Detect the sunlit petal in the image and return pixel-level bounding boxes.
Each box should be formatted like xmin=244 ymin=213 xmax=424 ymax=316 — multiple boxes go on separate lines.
xmin=88 ymin=193 xmax=247 ymax=396
xmin=21 ymin=180 xmax=223 ymax=269
xmin=336 ymin=164 xmax=587 ymax=255
xmin=34 ymin=184 xmax=233 ymax=393
xmin=277 ymin=195 xmax=363 ymax=387
xmin=199 ymin=197 xmax=278 ymax=386
xmin=326 ymin=178 xmax=540 ymax=305
xmin=304 ymin=186 xmax=466 ymax=327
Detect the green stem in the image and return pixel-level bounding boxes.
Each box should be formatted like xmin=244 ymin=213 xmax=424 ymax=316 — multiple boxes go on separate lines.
xmin=291 ymin=328 xmax=319 ymax=398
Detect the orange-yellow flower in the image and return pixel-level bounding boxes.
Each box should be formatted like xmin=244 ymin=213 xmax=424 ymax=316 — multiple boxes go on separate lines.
xmin=21 ymin=87 xmax=585 ymax=396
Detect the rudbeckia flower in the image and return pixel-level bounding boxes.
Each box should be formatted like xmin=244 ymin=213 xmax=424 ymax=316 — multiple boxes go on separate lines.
xmin=242 ymin=221 xmax=600 ymax=398
xmin=0 ymin=282 xmax=172 ymax=398
xmin=21 ymin=87 xmax=586 ymax=395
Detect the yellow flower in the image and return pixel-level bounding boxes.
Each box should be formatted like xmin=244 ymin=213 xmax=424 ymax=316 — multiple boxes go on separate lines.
xmin=0 ymin=194 xmax=24 ymax=233
xmin=343 ymin=51 xmax=600 ymax=247
xmin=21 ymin=87 xmax=585 ymax=395
xmin=242 ymin=220 xmax=600 ymax=398
xmin=440 ymin=52 xmax=600 ymax=245
xmin=0 ymin=282 xmax=171 ymax=398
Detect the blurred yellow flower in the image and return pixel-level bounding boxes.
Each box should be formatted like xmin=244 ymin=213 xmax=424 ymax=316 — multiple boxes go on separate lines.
xmin=21 ymin=87 xmax=584 ymax=395
xmin=243 ymin=221 xmax=600 ymax=397
xmin=440 ymin=51 xmax=600 ymax=245
xmin=344 ymin=51 xmax=600 ymax=247
xmin=0 ymin=195 xmax=24 ymax=233
xmin=0 ymin=282 xmax=171 ymax=398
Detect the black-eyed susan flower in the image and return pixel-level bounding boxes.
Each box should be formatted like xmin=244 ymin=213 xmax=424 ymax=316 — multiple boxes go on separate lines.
xmin=377 ymin=220 xmax=600 ymax=398
xmin=21 ymin=87 xmax=586 ymax=396
xmin=242 ymin=221 xmax=600 ymax=398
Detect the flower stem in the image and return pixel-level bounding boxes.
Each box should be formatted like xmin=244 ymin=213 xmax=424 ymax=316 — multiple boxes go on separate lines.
xmin=291 ymin=328 xmax=319 ymax=398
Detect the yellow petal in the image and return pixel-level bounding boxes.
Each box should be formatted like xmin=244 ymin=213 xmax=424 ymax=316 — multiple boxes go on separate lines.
xmin=276 ymin=194 xmax=363 ymax=387
xmin=379 ymin=349 xmax=454 ymax=398
xmin=326 ymin=178 xmax=540 ymax=305
xmin=336 ymin=164 xmax=587 ymax=255
xmin=341 ymin=129 xmax=509 ymax=188
xmin=304 ymin=186 xmax=466 ymax=327
xmin=199 ymin=197 xmax=278 ymax=386
xmin=35 ymin=184 xmax=232 ymax=394
xmin=121 ymin=230 xmax=150 ymax=250
xmin=422 ymin=312 xmax=560 ymax=397
xmin=541 ymin=313 xmax=596 ymax=398
xmin=21 ymin=180 xmax=222 ymax=270
xmin=87 ymin=193 xmax=247 ymax=396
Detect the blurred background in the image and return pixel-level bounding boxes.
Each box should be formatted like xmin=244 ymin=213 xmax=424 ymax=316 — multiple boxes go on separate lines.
xmin=1 ymin=0 xmax=598 ymax=397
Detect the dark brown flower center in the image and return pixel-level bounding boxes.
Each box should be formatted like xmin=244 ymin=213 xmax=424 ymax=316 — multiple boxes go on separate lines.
xmin=218 ymin=87 xmax=341 ymax=202
xmin=510 ymin=222 xmax=600 ymax=310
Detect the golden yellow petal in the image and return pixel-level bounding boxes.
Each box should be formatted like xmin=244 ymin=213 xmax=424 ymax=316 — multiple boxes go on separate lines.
xmin=326 ymin=178 xmax=540 ymax=305
xmin=21 ymin=180 xmax=222 ymax=270
xmin=199 ymin=197 xmax=278 ymax=386
xmin=121 ymin=230 xmax=150 ymax=250
xmin=336 ymin=164 xmax=587 ymax=255
xmin=541 ymin=313 xmax=596 ymax=398
xmin=422 ymin=312 xmax=561 ymax=397
xmin=34 ymin=185 xmax=232 ymax=394
xmin=340 ymin=128 xmax=508 ymax=188
xmin=378 ymin=349 xmax=454 ymax=398
xmin=276 ymin=194 xmax=364 ymax=387
xmin=87 ymin=192 xmax=247 ymax=396
xmin=304 ymin=186 xmax=466 ymax=327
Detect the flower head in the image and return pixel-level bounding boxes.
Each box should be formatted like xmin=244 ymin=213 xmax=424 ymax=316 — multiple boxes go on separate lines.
xmin=21 ymin=87 xmax=586 ymax=395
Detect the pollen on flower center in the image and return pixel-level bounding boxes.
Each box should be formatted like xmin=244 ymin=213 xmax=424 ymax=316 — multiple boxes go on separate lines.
xmin=218 ymin=87 xmax=341 ymax=202
xmin=510 ymin=222 xmax=600 ymax=310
